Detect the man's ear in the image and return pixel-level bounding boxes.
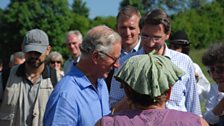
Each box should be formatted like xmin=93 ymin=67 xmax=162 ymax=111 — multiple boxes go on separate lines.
xmin=165 ymin=31 xmax=171 ymax=40
xmin=91 ymin=51 xmax=99 ymax=64
xmin=45 ymin=45 xmax=51 ymax=55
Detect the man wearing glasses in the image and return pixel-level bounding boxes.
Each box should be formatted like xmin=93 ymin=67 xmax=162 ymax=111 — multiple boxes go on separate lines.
xmin=110 ymin=8 xmax=201 ymax=116
xmin=44 ymin=25 xmax=121 ymax=126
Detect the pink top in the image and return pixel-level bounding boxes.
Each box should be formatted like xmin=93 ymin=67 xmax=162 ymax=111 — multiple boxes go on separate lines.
xmin=100 ymin=109 xmax=201 ymax=126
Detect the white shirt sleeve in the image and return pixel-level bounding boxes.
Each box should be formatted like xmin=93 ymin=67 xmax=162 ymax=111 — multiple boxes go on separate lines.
xmin=193 ymin=63 xmax=210 ymax=103
xmin=203 ymin=84 xmax=224 ymax=124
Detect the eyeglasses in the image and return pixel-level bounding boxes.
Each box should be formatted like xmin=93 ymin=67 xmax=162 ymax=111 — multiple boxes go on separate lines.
xmin=50 ymin=61 xmax=61 ymax=64
xmin=141 ymin=34 xmax=164 ymax=43
xmin=207 ymin=66 xmax=224 ymax=74
xmin=98 ymin=51 xmax=119 ymax=64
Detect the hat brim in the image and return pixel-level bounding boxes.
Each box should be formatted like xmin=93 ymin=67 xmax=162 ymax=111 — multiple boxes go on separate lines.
xmin=23 ymin=45 xmax=48 ymax=54
xmin=169 ymin=40 xmax=189 ymax=45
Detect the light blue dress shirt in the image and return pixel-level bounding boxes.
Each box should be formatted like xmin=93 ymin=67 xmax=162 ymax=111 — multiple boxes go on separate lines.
xmin=63 ymin=56 xmax=80 ymax=75
xmin=120 ymin=37 xmax=141 ymax=58
xmin=44 ymin=65 xmax=110 ymax=126
xmin=109 ymin=46 xmax=201 ymax=116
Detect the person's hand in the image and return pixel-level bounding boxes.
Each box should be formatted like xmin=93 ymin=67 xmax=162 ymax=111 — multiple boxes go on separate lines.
xmin=212 ymin=97 xmax=224 ymax=116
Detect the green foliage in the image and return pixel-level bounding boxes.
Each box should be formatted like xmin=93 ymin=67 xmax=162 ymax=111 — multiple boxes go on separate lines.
xmin=120 ymin=0 xmax=149 ymax=14
xmin=1 ymin=0 xmax=224 ymax=66
xmin=72 ymin=0 xmax=89 ymax=17
xmin=171 ymin=1 xmax=224 ymax=49
xmin=90 ymin=16 xmax=116 ymax=30
xmin=39 ymin=1 xmax=73 ymax=57
xmin=189 ymin=48 xmax=213 ymax=83
xmin=119 ymin=0 xmax=210 ymax=15
xmin=0 ymin=0 xmax=74 ymax=62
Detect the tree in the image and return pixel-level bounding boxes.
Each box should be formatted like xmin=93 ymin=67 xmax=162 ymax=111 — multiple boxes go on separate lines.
xmin=120 ymin=0 xmax=150 ymax=15
xmin=0 ymin=0 xmax=73 ymax=64
xmin=171 ymin=0 xmax=224 ymax=48
xmin=91 ymin=16 xmax=116 ymax=30
xmin=119 ymin=0 xmax=211 ymax=15
xmin=72 ymin=0 xmax=89 ymax=17
xmin=70 ymin=0 xmax=90 ymax=35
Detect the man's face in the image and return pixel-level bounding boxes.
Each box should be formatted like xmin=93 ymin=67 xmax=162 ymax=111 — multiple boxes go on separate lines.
xmin=116 ymin=14 xmax=140 ymax=50
xmin=25 ymin=51 xmax=47 ymax=68
xmin=66 ymin=34 xmax=81 ymax=57
xmin=208 ymin=63 xmax=224 ymax=92
xmin=141 ymin=24 xmax=170 ymax=55
xmin=14 ymin=57 xmax=25 ymax=65
xmin=95 ymin=42 xmax=121 ymax=79
xmin=169 ymin=44 xmax=183 ymax=53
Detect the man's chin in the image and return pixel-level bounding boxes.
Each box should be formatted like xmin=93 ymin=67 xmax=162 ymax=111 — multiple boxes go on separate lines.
xmin=26 ymin=62 xmax=43 ymax=68
xmin=144 ymin=48 xmax=154 ymax=54
xmin=102 ymin=72 xmax=110 ymax=79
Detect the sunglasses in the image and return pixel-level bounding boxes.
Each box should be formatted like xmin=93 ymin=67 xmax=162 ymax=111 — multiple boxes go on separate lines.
xmin=140 ymin=34 xmax=165 ymax=43
xmin=50 ymin=61 xmax=61 ymax=64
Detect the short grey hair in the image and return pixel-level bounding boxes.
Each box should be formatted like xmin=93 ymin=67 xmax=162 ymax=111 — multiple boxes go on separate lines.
xmin=80 ymin=25 xmax=121 ymax=58
xmin=10 ymin=51 xmax=25 ymax=64
xmin=47 ymin=51 xmax=64 ymax=64
xmin=65 ymin=30 xmax=83 ymax=43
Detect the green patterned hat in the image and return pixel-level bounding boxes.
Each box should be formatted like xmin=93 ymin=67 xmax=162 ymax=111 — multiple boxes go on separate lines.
xmin=115 ymin=53 xmax=184 ymax=98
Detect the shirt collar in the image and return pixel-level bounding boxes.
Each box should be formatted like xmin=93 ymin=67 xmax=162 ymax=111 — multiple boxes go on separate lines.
xmin=163 ymin=44 xmax=172 ymax=59
xmin=141 ymin=43 xmax=171 ymax=60
xmin=121 ymin=37 xmax=142 ymax=56
xmin=69 ymin=55 xmax=80 ymax=63
xmin=133 ymin=37 xmax=141 ymax=51
xmin=70 ymin=66 xmax=104 ymax=90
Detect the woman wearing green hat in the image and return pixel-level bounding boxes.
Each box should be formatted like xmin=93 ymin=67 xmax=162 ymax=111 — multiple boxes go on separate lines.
xmin=96 ymin=53 xmax=208 ymax=126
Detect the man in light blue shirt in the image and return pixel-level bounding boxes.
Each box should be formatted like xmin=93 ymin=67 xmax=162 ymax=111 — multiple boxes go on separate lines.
xmin=44 ymin=25 xmax=122 ymax=126
xmin=109 ymin=8 xmax=201 ymax=116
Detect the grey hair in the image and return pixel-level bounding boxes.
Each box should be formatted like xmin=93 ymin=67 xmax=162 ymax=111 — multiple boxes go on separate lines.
xmin=65 ymin=30 xmax=83 ymax=43
xmin=80 ymin=25 xmax=121 ymax=58
xmin=9 ymin=51 xmax=25 ymax=66
xmin=10 ymin=51 xmax=25 ymax=64
xmin=47 ymin=51 xmax=64 ymax=64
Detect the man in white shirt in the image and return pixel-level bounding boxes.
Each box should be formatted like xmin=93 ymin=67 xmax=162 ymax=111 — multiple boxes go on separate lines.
xmin=169 ymin=30 xmax=210 ymax=104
